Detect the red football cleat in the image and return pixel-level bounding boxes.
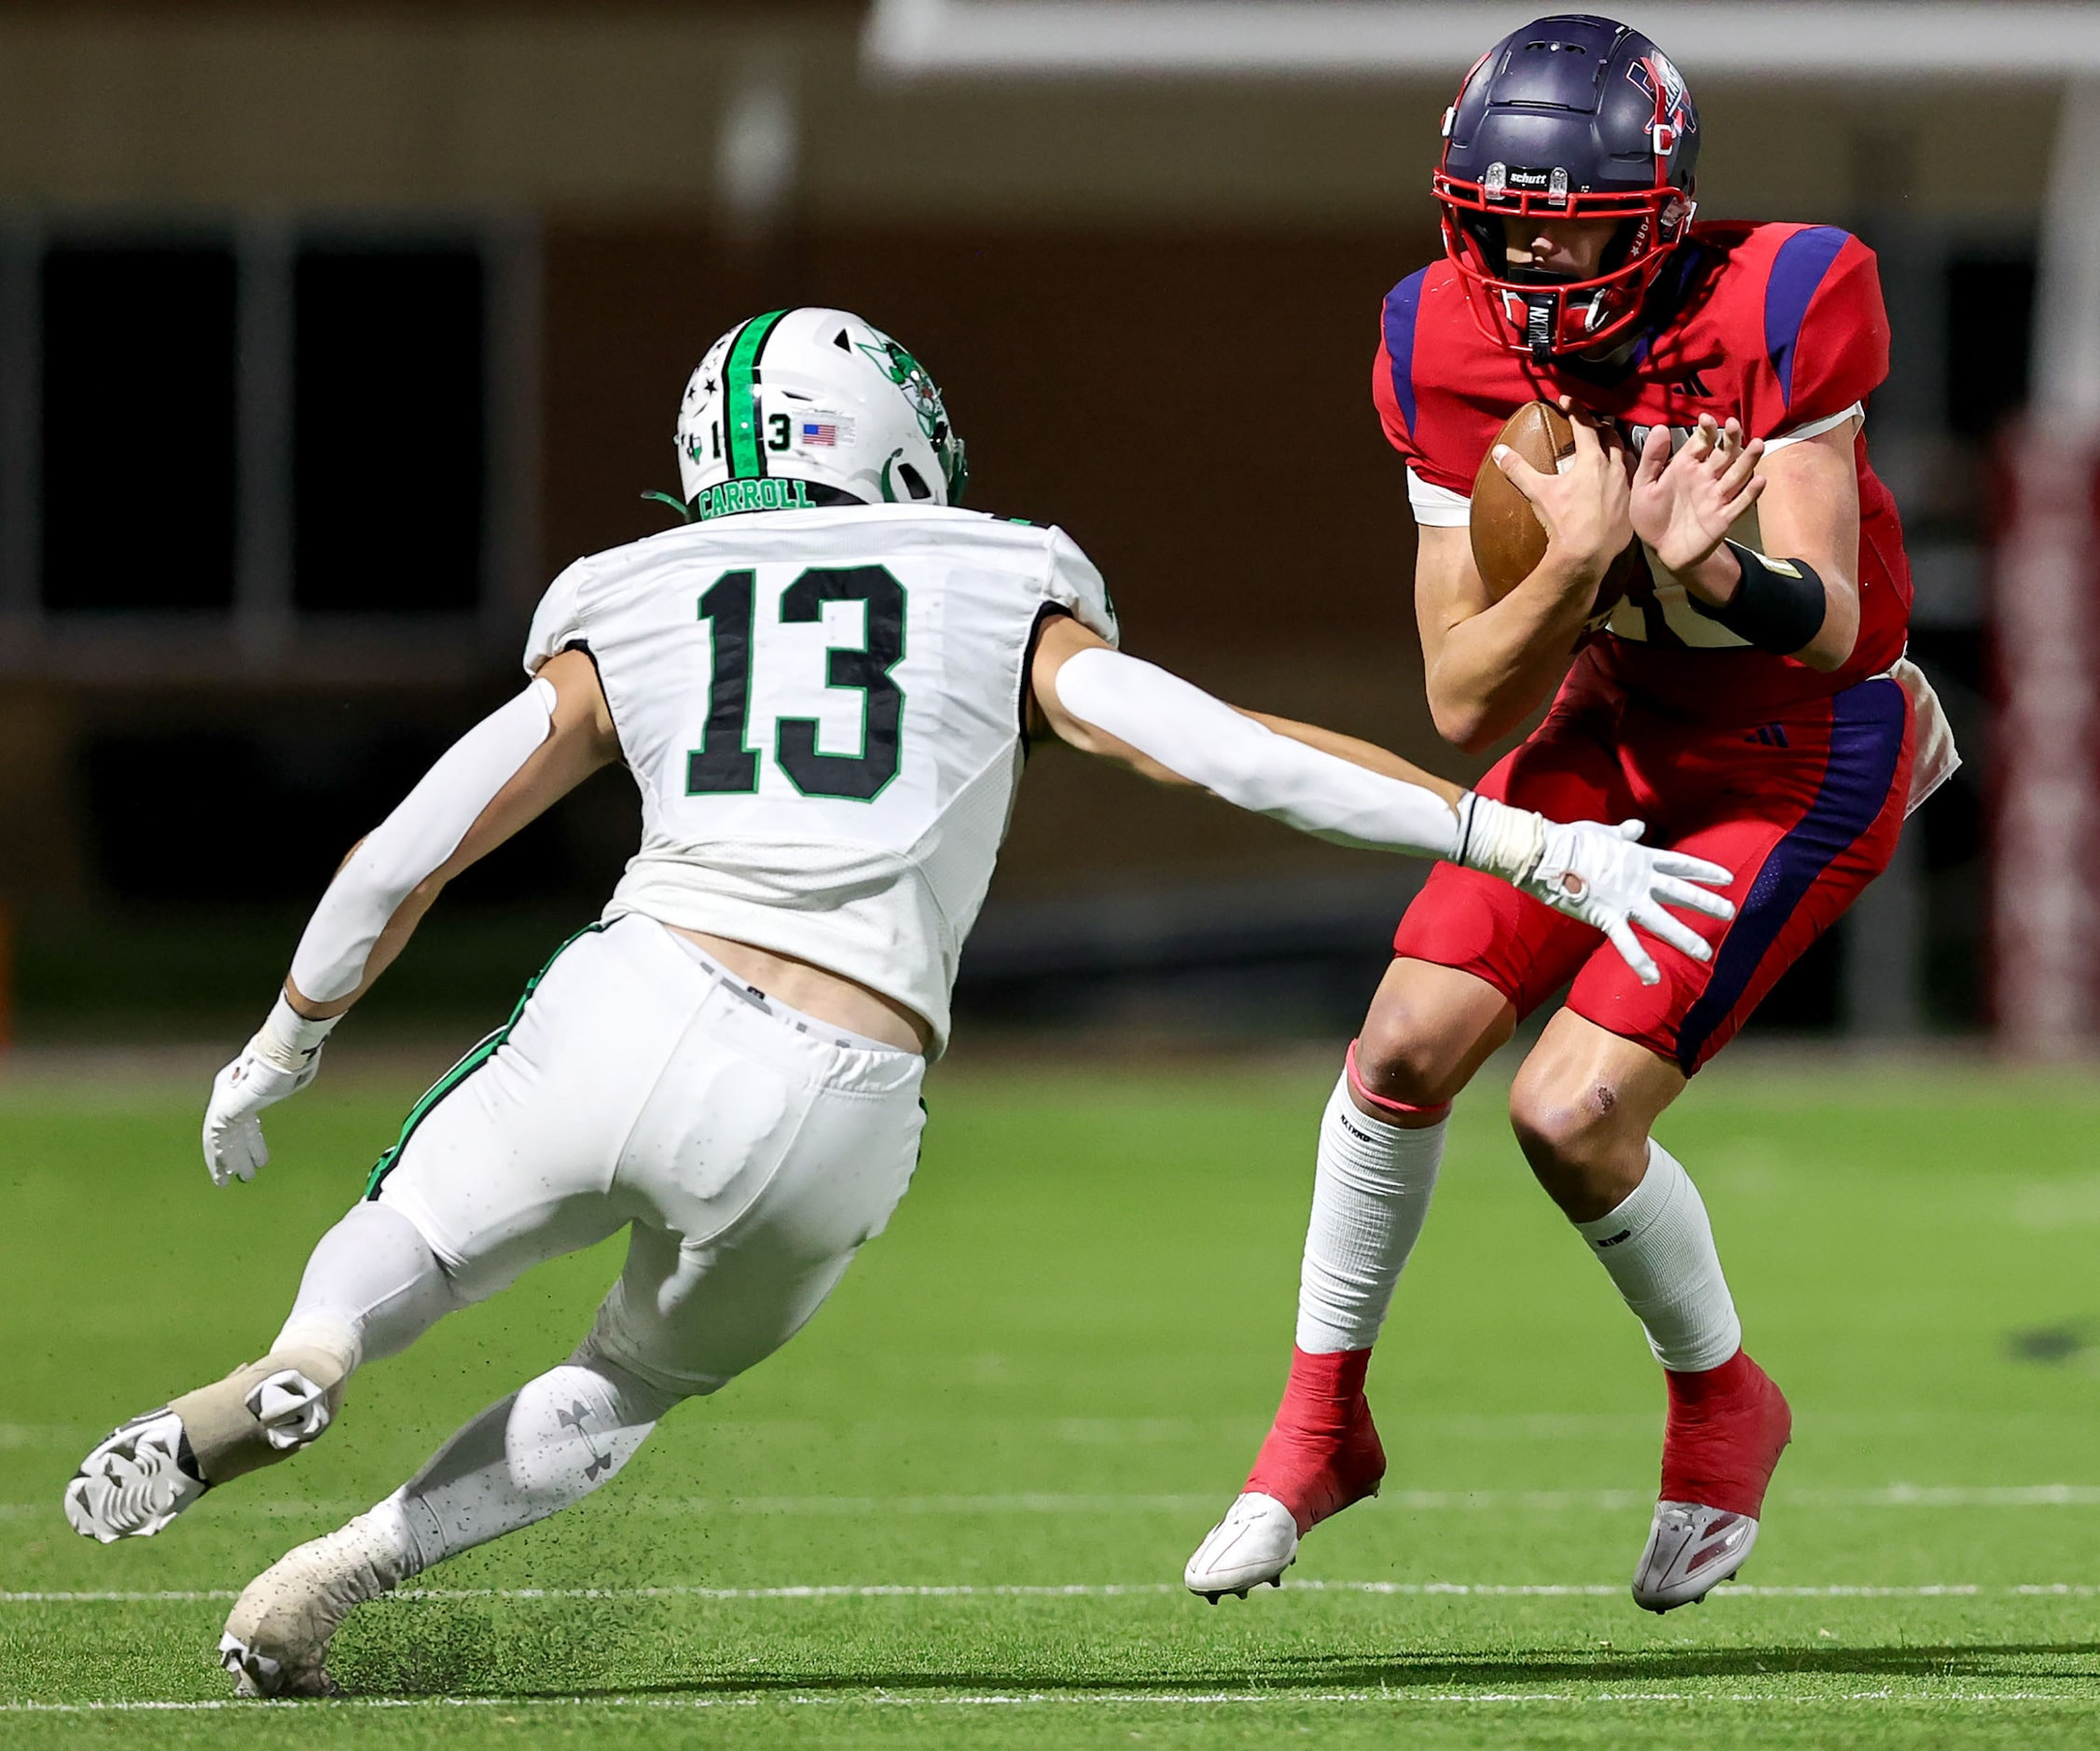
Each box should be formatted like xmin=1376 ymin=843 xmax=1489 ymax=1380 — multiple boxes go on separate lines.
xmin=1632 ymin=1348 xmax=1793 ymax=1612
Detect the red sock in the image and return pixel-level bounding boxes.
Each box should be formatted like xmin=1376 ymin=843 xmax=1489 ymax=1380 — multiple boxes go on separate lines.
xmin=1244 ymin=1347 xmax=1386 ymax=1536
xmin=1659 ymin=1349 xmax=1793 ymax=1517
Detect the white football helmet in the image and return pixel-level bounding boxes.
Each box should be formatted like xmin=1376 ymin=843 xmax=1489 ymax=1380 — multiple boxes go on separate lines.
xmin=674 ymin=307 xmax=967 ymax=521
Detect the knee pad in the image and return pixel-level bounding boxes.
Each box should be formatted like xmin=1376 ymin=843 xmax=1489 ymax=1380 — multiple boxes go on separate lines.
xmin=168 ymin=1337 xmax=352 ymax=1485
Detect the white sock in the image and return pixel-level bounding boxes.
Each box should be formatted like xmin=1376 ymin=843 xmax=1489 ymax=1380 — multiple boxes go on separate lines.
xmin=1294 ymin=1073 xmax=1445 ymax=1353
xmin=276 ymin=1202 xmax=463 ymax=1371
xmin=1573 ymin=1139 xmax=1741 ymax=1372
xmin=384 ymin=1351 xmax=684 ymax=1575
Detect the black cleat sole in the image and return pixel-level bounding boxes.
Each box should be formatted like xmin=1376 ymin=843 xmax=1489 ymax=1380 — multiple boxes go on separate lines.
xmin=1196 ymin=1576 xmax=1284 ymax=1605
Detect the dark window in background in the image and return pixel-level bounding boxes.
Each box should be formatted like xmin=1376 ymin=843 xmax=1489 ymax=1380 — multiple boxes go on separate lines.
xmin=40 ymin=246 xmax=238 ymax=611
xmin=293 ymin=247 xmax=485 ymax=613
xmin=1927 ymin=247 xmax=2028 ymax=1030
xmin=1945 ymin=253 xmax=2036 ymax=439
xmin=80 ymin=719 xmax=621 ymax=906
xmin=68 ymin=718 xmax=635 ymax=1027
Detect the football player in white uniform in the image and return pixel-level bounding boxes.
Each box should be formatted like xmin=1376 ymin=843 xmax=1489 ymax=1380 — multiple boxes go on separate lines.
xmin=63 ymin=307 xmax=1733 ymax=1698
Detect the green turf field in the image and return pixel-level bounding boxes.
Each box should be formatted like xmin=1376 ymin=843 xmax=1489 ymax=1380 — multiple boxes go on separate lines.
xmin=4 ymin=1049 xmax=2099 ymax=1744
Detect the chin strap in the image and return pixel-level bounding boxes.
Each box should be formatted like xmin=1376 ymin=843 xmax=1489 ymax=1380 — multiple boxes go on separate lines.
xmin=1524 ymin=292 xmax=1557 ymax=359
xmin=641 ymin=489 xmax=694 ymax=524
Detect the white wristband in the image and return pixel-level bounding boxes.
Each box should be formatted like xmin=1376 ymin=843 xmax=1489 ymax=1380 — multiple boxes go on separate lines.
xmin=1455 ymin=793 xmax=1547 ymax=885
xmin=252 ymin=992 xmax=339 ymax=1074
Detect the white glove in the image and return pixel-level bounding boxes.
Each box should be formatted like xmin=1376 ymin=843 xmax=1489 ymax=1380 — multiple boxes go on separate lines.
xmin=1458 ymin=795 xmax=1735 ymax=986
xmin=201 ymin=995 xmax=338 ymax=1187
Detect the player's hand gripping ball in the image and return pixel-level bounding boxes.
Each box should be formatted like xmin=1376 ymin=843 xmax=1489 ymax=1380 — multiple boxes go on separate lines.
xmin=1470 ymin=401 xmax=1643 ymax=619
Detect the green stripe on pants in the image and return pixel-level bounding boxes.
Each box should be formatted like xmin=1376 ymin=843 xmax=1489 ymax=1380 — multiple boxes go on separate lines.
xmin=363 ymin=921 xmax=608 ymax=1200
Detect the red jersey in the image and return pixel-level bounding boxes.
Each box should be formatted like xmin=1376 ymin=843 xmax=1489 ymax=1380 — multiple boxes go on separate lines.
xmin=1373 ymin=221 xmax=1912 ymax=723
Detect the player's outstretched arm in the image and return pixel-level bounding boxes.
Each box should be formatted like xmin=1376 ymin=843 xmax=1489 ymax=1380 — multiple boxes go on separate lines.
xmin=1028 ymin=614 xmax=1734 ymax=986
xmin=200 ymin=649 xmax=620 ymax=1187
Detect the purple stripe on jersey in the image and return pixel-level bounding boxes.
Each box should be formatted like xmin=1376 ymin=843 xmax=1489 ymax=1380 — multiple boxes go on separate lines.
xmin=1764 ymin=226 xmax=1850 ymax=409
xmin=1673 ymin=674 xmax=1906 ymax=1073
xmin=1382 ymin=269 xmax=1430 ymax=436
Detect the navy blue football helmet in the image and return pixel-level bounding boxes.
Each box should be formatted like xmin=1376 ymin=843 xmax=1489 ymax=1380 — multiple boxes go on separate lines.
xmin=1433 ymin=15 xmax=1700 ymax=359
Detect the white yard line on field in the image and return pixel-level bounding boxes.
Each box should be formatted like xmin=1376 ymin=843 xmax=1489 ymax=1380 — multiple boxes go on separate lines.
xmin=9 ymin=1483 xmax=2100 ymax=1524
xmin=1 ymin=1689 xmax=2095 ymax=1715
xmin=4 ymin=1579 xmax=2096 ymax=1605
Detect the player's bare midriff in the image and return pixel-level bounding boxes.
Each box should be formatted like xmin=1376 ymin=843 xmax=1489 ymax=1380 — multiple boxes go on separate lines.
xmin=668 ymin=926 xmax=933 ymax=1055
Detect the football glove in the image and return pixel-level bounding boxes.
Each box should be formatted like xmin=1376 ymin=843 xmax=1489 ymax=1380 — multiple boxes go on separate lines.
xmin=1459 ymin=796 xmax=1735 ymax=986
xmin=202 ymin=995 xmax=338 ymax=1187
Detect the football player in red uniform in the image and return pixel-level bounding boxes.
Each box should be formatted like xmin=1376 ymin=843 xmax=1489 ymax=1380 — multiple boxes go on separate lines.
xmin=1186 ymin=13 xmax=1957 ymax=1612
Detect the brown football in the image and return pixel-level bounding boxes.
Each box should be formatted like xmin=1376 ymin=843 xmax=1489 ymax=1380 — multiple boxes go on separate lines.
xmin=1469 ymin=401 xmax=1639 ymax=619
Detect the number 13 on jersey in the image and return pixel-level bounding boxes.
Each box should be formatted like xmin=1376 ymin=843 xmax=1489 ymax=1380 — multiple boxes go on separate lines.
xmin=686 ymin=565 xmax=907 ymax=803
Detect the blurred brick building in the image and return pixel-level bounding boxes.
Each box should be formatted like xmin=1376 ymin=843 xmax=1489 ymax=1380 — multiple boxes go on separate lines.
xmin=0 ymin=1 xmax=2030 ymax=1032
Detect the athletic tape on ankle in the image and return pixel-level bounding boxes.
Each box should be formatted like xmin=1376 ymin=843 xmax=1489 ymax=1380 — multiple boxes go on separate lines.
xmin=169 ymin=1347 xmax=349 ymax=1483
xmin=1344 ymin=1041 xmax=1450 ymax=1122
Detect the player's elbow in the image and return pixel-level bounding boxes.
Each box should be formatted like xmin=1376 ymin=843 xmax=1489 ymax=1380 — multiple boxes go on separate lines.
xmin=1795 ymin=586 xmax=1861 ymax=673
xmin=1430 ymin=696 xmax=1502 ymax=756
xmin=1424 ymin=661 xmax=1515 ymax=754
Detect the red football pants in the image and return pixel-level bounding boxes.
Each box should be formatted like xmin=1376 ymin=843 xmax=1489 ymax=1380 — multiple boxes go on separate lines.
xmin=1394 ymin=664 xmax=1914 ymax=1073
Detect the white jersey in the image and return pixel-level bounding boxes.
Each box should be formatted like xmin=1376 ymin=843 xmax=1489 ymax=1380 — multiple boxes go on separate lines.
xmin=523 ymin=504 xmax=1120 ymax=1055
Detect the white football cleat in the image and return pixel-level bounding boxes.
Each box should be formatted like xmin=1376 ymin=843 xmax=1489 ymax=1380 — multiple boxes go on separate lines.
xmin=63 ymin=1410 xmax=205 ymax=1543
xmin=1630 ymin=1501 xmax=1759 ymax=1612
xmin=219 ymin=1512 xmax=410 ymax=1698
xmin=1184 ymin=1491 xmax=1299 ymax=1601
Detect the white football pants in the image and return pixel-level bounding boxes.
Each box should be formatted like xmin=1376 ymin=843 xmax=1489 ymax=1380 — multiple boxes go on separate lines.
xmin=361 ymin=913 xmax=926 ymax=1397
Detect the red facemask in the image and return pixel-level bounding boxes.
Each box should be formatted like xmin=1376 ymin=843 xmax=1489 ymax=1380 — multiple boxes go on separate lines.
xmin=1433 ymin=56 xmax=1697 ymax=360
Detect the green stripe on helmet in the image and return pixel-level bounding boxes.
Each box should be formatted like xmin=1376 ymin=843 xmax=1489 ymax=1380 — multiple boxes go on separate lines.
xmin=725 ymin=309 xmax=788 ymax=480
